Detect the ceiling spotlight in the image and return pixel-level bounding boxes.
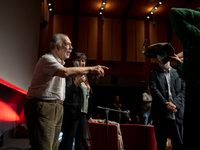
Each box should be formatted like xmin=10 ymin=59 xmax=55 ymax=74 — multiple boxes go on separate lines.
xmin=48 ymin=3 xmax=51 ymax=6
xmin=99 ymin=1 xmax=106 ymax=15
xmin=146 ymin=0 xmax=163 ymax=19
xmin=49 ymin=8 xmax=52 ymax=11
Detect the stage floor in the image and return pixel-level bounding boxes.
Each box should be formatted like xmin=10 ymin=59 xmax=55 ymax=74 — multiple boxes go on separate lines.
xmin=3 ymin=138 xmax=31 ymax=150
xmin=2 ymin=137 xmax=172 ymax=150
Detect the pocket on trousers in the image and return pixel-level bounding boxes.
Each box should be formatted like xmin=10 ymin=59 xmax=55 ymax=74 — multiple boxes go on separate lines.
xmin=36 ymin=101 xmax=45 ymax=113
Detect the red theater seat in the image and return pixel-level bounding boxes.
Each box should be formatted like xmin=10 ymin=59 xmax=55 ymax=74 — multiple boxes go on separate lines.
xmin=120 ymin=124 xmax=157 ymax=150
xmin=87 ymin=121 xmax=120 ymax=150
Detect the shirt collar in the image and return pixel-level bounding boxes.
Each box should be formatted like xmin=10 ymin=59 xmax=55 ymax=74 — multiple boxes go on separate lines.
xmin=51 ymin=51 xmax=65 ymax=65
xmin=162 ymin=67 xmax=171 ymax=73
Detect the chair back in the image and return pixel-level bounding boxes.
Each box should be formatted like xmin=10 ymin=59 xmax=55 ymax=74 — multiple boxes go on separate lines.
xmin=87 ymin=122 xmax=120 ymax=150
xmin=120 ymin=124 xmax=157 ymax=150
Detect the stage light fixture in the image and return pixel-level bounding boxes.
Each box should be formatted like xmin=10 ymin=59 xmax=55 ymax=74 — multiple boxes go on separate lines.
xmin=146 ymin=0 xmax=164 ymax=19
xmin=47 ymin=0 xmax=53 ymax=12
xmin=99 ymin=0 xmax=106 ymax=15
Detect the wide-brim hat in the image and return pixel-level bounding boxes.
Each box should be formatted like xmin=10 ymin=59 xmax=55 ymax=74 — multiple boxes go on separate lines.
xmin=142 ymin=42 xmax=175 ymax=64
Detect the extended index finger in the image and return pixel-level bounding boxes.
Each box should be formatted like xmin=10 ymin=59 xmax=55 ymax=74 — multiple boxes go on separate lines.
xmin=100 ymin=66 xmax=109 ymax=70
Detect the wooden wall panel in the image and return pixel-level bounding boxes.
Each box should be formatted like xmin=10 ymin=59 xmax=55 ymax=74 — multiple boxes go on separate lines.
xmin=78 ymin=16 xmax=97 ymax=60
xmin=50 ymin=14 xmax=173 ymax=66
xmin=63 ymin=15 xmax=74 ymax=43
xmin=112 ymin=19 xmax=121 ymax=61
xmin=127 ymin=20 xmax=145 ymax=62
xmin=158 ymin=21 xmax=167 ymax=43
xmin=103 ymin=18 xmax=112 ymax=61
xmin=53 ymin=14 xmax=63 ymax=35
xmin=103 ymin=18 xmax=122 ymax=61
xmin=127 ymin=20 xmax=136 ymax=62
xmin=149 ymin=21 xmax=167 ymax=63
xmin=78 ymin=16 xmax=88 ymax=56
xmin=149 ymin=21 xmax=158 ymax=45
xmin=135 ymin=20 xmax=145 ymax=62
xmin=87 ymin=17 xmax=97 ymax=60
xmin=149 ymin=21 xmax=157 ymax=63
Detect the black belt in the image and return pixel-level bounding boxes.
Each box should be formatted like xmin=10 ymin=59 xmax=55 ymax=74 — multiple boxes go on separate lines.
xmin=28 ymin=98 xmax=63 ymax=105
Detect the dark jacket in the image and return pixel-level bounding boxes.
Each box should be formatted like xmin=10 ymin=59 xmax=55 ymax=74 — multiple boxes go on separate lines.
xmin=149 ymin=68 xmax=185 ymax=124
xmin=63 ymin=77 xmax=93 ymax=124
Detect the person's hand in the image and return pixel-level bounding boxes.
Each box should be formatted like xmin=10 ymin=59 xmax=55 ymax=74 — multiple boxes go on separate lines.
xmin=90 ymin=65 xmax=109 ymax=77
xmin=165 ymin=102 xmax=177 ymax=113
xmin=88 ymin=118 xmax=93 ymax=123
xmin=74 ymin=76 xmax=86 ymax=87
xmin=169 ymin=54 xmax=182 ymax=69
xmin=177 ymin=51 xmax=183 ymax=61
xmin=167 ymin=107 xmax=177 ymax=113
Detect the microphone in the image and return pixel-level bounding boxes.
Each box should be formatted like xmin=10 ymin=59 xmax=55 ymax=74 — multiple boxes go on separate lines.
xmin=125 ymin=110 xmax=132 ymax=122
xmin=74 ymin=61 xmax=80 ymax=67
xmin=74 ymin=61 xmax=84 ymax=76
xmin=118 ymin=108 xmax=132 ymax=122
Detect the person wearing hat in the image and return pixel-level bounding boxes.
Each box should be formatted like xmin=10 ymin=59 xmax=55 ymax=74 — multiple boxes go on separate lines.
xmin=149 ymin=60 xmax=185 ymax=150
xmin=169 ymin=8 xmax=200 ymax=149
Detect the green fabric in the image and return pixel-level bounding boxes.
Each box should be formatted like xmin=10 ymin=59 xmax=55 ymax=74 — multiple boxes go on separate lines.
xmin=170 ymin=8 xmax=200 ymax=84
xmin=81 ymin=82 xmax=90 ymax=113
xmin=95 ymin=119 xmax=124 ymax=150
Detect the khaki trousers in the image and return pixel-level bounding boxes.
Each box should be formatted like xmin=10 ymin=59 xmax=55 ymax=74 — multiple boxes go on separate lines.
xmin=24 ymin=99 xmax=63 ymax=150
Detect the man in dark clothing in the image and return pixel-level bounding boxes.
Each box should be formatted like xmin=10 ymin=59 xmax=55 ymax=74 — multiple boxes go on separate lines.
xmin=150 ymin=61 xmax=185 ymax=150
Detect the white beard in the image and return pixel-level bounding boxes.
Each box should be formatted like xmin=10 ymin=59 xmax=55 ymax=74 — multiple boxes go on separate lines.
xmin=66 ymin=55 xmax=70 ymax=59
xmin=60 ymin=48 xmax=70 ymax=59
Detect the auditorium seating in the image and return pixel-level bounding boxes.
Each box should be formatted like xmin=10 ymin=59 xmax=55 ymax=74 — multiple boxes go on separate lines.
xmin=120 ymin=124 xmax=157 ymax=150
xmin=87 ymin=121 xmax=157 ymax=150
xmin=87 ymin=121 xmax=120 ymax=150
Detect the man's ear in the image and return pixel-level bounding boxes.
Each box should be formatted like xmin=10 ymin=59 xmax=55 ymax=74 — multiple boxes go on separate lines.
xmin=72 ymin=60 xmax=75 ymax=66
xmin=54 ymin=43 xmax=59 ymax=51
xmin=56 ymin=44 xmax=59 ymax=50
